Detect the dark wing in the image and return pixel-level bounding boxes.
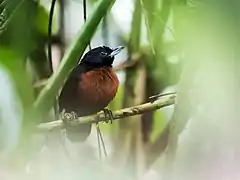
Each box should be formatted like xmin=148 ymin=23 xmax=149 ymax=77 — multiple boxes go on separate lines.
xmin=58 ymin=64 xmax=86 ymax=114
xmin=58 ymin=64 xmax=92 ymax=142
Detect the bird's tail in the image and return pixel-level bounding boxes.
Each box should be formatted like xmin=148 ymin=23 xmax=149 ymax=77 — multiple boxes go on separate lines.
xmin=65 ymin=124 xmax=92 ymax=142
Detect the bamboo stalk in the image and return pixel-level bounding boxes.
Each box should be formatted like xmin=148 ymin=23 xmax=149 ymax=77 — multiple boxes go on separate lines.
xmin=37 ymin=96 xmax=175 ymax=132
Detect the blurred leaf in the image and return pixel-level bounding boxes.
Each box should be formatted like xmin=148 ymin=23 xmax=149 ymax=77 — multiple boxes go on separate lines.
xmin=150 ymin=110 xmax=167 ymax=142
xmin=0 ymin=48 xmax=34 ymax=108
xmin=0 ymin=0 xmax=8 ymax=33
xmin=141 ymin=0 xmax=158 ymax=29
xmin=140 ymin=0 xmax=174 ymax=146
xmin=162 ymin=41 xmax=180 ymax=57
xmin=128 ymin=0 xmax=142 ymax=53
xmin=0 ymin=47 xmax=35 ymax=156
xmin=88 ymin=0 xmax=97 ymax=4
xmin=0 ymin=66 xmax=23 ymax=157
xmin=142 ymin=0 xmax=173 ymax=88
xmin=0 ymin=0 xmax=57 ymax=58
xmin=0 ymin=0 xmax=38 ymax=57
xmin=119 ymin=1 xmax=145 ymax=177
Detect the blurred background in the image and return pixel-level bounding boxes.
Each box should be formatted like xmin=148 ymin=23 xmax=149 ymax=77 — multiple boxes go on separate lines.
xmin=1 ymin=0 xmax=240 ymax=180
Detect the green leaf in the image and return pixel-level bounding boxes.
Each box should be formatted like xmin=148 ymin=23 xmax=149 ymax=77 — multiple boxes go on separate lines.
xmin=0 ymin=47 xmax=35 ymax=146
xmin=0 ymin=0 xmax=38 ymax=56
xmin=0 ymin=48 xmax=34 ymax=109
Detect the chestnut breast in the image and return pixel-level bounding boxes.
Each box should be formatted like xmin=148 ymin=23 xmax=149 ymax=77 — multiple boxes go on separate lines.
xmin=79 ymin=67 xmax=119 ymax=108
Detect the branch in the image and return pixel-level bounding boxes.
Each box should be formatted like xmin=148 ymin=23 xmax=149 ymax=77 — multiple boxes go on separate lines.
xmin=37 ymin=95 xmax=175 ymax=132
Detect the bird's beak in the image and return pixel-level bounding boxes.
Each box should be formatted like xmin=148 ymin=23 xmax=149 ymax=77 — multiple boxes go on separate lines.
xmin=109 ymin=46 xmax=125 ymax=57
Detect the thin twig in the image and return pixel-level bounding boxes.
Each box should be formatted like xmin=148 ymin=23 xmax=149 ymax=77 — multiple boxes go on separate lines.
xmin=149 ymin=92 xmax=177 ymax=100
xmin=37 ymin=95 xmax=175 ymax=132
xmin=48 ymin=0 xmax=59 ymax=119
xmin=96 ymin=124 xmax=108 ymax=157
xmin=113 ymin=52 xmax=142 ymax=71
xmin=48 ymin=0 xmax=56 ymax=73
xmin=96 ymin=124 xmax=102 ymax=159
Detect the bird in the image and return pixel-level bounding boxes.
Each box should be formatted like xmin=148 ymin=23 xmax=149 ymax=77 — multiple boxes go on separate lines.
xmin=58 ymin=45 xmax=124 ymax=142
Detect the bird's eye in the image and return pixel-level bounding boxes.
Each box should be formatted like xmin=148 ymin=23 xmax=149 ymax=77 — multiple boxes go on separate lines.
xmin=100 ymin=52 xmax=108 ymax=57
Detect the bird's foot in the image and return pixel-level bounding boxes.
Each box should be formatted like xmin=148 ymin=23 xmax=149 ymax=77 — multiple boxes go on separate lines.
xmin=102 ymin=108 xmax=113 ymax=124
xmin=60 ymin=110 xmax=78 ymax=126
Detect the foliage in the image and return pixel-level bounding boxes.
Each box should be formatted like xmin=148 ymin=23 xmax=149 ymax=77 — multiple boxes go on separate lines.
xmin=5 ymin=0 xmax=239 ymax=179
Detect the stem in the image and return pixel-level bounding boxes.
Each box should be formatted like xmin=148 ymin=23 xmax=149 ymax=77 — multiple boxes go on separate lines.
xmin=37 ymin=96 xmax=175 ymax=132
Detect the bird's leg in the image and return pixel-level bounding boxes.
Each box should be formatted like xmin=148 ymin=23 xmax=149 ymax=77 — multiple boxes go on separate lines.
xmin=102 ymin=108 xmax=114 ymax=124
xmin=60 ymin=110 xmax=78 ymax=126
xmin=70 ymin=111 xmax=78 ymax=119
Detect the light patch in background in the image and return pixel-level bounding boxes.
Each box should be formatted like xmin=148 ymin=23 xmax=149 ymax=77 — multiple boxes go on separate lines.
xmin=111 ymin=0 xmax=134 ymax=34
xmin=0 ymin=66 xmax=23 ymax=157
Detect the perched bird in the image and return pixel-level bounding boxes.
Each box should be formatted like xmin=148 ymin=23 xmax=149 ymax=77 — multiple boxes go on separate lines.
xmin=59 ymin=45 xmax=124 ymax=142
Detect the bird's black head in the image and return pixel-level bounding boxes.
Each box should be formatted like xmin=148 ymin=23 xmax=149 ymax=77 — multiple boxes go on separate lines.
xmin=81 ymin=45 xmax=124 ymax=67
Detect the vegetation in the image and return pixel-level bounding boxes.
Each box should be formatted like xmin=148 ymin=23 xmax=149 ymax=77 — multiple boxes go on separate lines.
xmin=1 ymin=0 xmax=240 ymax=180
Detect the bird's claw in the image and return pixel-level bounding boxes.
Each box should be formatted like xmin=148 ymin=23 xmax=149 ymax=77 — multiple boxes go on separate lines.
xmin=103 ymin=108 xmax=113 ymax=124
xmin=60 ymin=110 xmax=78 ymax=126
